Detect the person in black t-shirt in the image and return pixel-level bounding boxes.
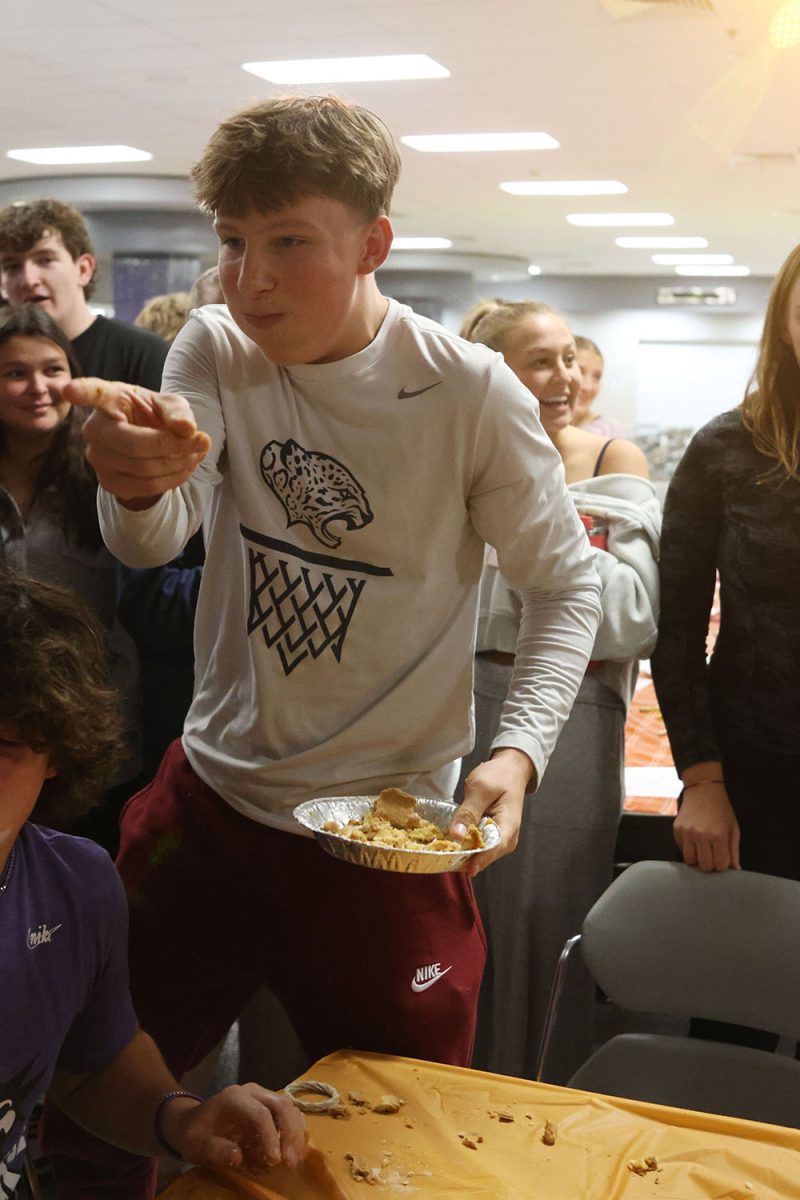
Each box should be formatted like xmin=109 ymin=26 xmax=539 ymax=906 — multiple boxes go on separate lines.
xmin=0 ymin=198 xmax=167 ymax=389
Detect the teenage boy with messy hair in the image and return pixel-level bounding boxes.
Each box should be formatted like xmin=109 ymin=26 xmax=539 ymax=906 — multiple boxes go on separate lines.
xmin=0 ymin=567 xmax=305 ymax=1198
xmin=52 ymin=95 xmax=601 ymax=1196
xmin=0 ymin=197 xmax=167 ymax=389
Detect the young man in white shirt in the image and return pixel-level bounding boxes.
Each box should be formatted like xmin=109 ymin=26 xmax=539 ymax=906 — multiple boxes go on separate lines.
xmin=48 ymin=95 xmax=601 ymax=1199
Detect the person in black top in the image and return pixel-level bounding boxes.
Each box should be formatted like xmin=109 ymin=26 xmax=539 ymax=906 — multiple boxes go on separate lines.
xmin=0 ymin=198 xmax=167 ymax=389
xmin=653 ymin=242 xmax=800 ymax=885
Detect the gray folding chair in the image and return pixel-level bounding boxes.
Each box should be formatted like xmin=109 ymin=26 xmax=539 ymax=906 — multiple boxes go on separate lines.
xmin=536 ymin=860 xmax=800 ymax=1128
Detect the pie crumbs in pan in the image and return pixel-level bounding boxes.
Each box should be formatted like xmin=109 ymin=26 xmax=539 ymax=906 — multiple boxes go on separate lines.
xmin=323 ymin=787 xmax=484 ymax=853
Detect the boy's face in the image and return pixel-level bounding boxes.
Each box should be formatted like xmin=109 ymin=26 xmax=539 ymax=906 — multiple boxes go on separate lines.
xmin=0 ymin=729 xmax=55 ymax=854
xmin=0 ymin=232 xmax=94 ymax=335
xmin=215 ymin=197 xmax=391 ymax=365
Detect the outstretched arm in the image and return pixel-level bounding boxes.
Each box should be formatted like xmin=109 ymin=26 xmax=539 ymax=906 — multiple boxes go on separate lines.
xmin=50 ymin=1029 xmax=305 ymax=1172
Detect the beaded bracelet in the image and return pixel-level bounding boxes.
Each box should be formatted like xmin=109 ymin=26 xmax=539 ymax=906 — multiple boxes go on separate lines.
xmin=154 ymin=1090 xmax=204 ymax=1160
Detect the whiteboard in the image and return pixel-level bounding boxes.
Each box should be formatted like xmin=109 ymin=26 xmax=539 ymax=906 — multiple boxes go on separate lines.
xmin=635 ymin=340 xmax=759 ymax=431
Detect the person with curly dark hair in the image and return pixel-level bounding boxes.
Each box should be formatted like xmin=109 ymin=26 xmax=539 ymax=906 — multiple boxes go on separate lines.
xmin=0 ymin=564 xmax=123 ymax=829
xmin=0 ymin=303 xmax=141 ymax=847
xmin=0 ymin=567 xmax=306 ymax=1196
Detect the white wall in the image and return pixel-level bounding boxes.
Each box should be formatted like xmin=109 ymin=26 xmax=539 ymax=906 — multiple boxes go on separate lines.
xmin=563 ymin=308 xmax=761 ymax=433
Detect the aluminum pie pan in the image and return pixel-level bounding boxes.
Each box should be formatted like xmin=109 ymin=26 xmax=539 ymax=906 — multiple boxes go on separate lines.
xmin=294 ymin=795 xmax=499 ymax=874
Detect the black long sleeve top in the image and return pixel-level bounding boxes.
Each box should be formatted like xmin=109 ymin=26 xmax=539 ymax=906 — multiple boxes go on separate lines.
xmin=652 ymin=409 xmax=800 ymax=773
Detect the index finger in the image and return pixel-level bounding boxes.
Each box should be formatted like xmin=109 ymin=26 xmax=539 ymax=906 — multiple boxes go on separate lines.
xmin=67 ymin=377 xmax=207 ymax=442
xmin=66 ymin=376 xmax=147 ymax=421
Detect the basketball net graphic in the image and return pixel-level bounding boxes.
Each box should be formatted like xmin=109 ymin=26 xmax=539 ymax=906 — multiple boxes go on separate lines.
xmin=245 ymin=439 xmax=392 ymax=675
xmin=247 ymin=545 xmax=368 ymax=675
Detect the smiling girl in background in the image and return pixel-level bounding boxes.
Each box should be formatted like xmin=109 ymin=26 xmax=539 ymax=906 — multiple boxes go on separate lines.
xmin=0 ymin=303 xmax=140 ymax=845
xmin=459 ymin=299 xmax=660 ymax=1083
xmin=572 ymin=335 xmax=624 ymax=437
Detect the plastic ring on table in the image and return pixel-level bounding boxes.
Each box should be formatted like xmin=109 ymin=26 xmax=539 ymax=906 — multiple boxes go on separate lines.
xmin=284 ymin=1080 xmax=341 ymax=1112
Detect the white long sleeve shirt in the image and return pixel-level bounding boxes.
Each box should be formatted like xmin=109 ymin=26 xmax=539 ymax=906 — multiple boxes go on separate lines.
xmin=99 ymin=299 xmax=601 ymax=831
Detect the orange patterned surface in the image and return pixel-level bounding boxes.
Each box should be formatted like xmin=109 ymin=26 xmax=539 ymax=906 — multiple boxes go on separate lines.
xmin=624 ymin=586 xmax=720 ymax=815
xmin=164 ymin=1050 xmax=800 ymax=1200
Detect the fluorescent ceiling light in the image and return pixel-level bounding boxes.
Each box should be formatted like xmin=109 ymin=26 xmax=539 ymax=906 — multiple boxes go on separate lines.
xmin=243 ymin=55 xmax=449 ymax=84
xmin=527 ymin=264 xmax=542 ymax=276
xmin=770 ymin=0 xmax=800 ymax=48
xmin=652 ymin=253 xmax=734 ymax=265
xmin=6 ymin=145 xmax=152 ymax=165
xmin=675 ymin=265 xmax=751 ymax=277
xmin=567 ymin=212 xmax=674 ymax=227
xmin=391 ymin=237 xmax=452 ymax=250
xmin=403 ymin=132 xmax=558 ymax=152
xmin=502 ymin=180 xmax=626 ymax=196
xmin=616 ymin=236 xmax=709 ymax=249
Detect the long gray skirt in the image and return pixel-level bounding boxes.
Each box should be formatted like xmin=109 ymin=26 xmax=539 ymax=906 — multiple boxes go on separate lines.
xmin=460 ymin=656 xmax=625 ymax=1084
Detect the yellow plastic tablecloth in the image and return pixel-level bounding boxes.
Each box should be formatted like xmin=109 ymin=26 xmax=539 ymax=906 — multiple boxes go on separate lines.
xmin=164 ymin=1049 xmax=800 ymax=1199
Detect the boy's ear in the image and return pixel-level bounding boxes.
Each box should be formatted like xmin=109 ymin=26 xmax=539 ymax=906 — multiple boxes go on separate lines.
xmin=76 ymin=253 xmax=96 ymax=290
xmin=357 ymin=216 xmax=393 ymax=276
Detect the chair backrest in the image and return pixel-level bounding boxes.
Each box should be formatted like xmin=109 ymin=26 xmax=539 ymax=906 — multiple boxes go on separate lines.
xmin=580 ymin=861 xmax=800 ymax=1042
xmin=570 ymin=1032 xmax=800 ymax=1128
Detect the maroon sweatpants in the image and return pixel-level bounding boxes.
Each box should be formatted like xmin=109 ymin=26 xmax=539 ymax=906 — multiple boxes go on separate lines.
xmin=43 ymin=740 xmax=487 ymax=1198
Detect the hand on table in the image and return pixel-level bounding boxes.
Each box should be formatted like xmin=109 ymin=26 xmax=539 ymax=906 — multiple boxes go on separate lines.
xmin=674 ymin=782 xmax=740 ymax=872
xmin=160 ymin=1083 xmax=306 ymax=1173
xmin=449 ymin=747 xmax=535 ymax=877
xmin=66 ymin=377 xmax=211 ymax=507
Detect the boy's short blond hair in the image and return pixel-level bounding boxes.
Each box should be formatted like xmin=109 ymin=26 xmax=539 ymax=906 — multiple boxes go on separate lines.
xmin=191 ymin=95 xmax=401 ymax=220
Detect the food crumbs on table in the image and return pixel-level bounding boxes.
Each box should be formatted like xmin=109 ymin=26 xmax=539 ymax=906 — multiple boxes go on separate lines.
xmin=458 ymin=1131 xmax=484 ymax=1150
xmin=373 ymin=1094 xmax=406 ymax=1114
xmin=327 ymin=1103 xmax=351 ymax=1119
xmin=348 ymin=1090 xmax=370 ymax=1107
xmin=344 ymin=1153 xmax=380 ymax=1184
xmin=497 ymin=1109 xmax=514 ymax=1123
xmin=541 ymin=1120 xmax=557 ymax=1145
xmin=627 ymin=1156 xmax=659 ymax=1176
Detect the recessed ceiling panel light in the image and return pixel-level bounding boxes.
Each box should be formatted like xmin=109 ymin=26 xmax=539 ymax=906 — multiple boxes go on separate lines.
xmin=652 ymin=253 xmax=734 ymax=265
xmin=403 ymin=132 xmax=558 ymax=152
xmin=675 ymin=265 xmax=751 ymax=277
xmin=243 ymin=55 xmax=449 ymax=84
xmin=769 ymin=0 xmax=800 ymax=49
xmin=616 ymin=236 xmax=709 ymax=248
xmin=567 ymin=212 xmax=674 ymax=227
xmin=527 ymin=264 xmax=542 ymax=276
xmin=7 ymin=145 xmax=152 ymax=165
xmin=502 ymin=180 xmax=626 ymax=196
xmin=391 ymin=237 xmax=452 ymax=250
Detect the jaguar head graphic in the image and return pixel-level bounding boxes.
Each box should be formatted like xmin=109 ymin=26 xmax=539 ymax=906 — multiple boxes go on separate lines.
xmin=260 ymin=439 xmax=373 ymax=549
